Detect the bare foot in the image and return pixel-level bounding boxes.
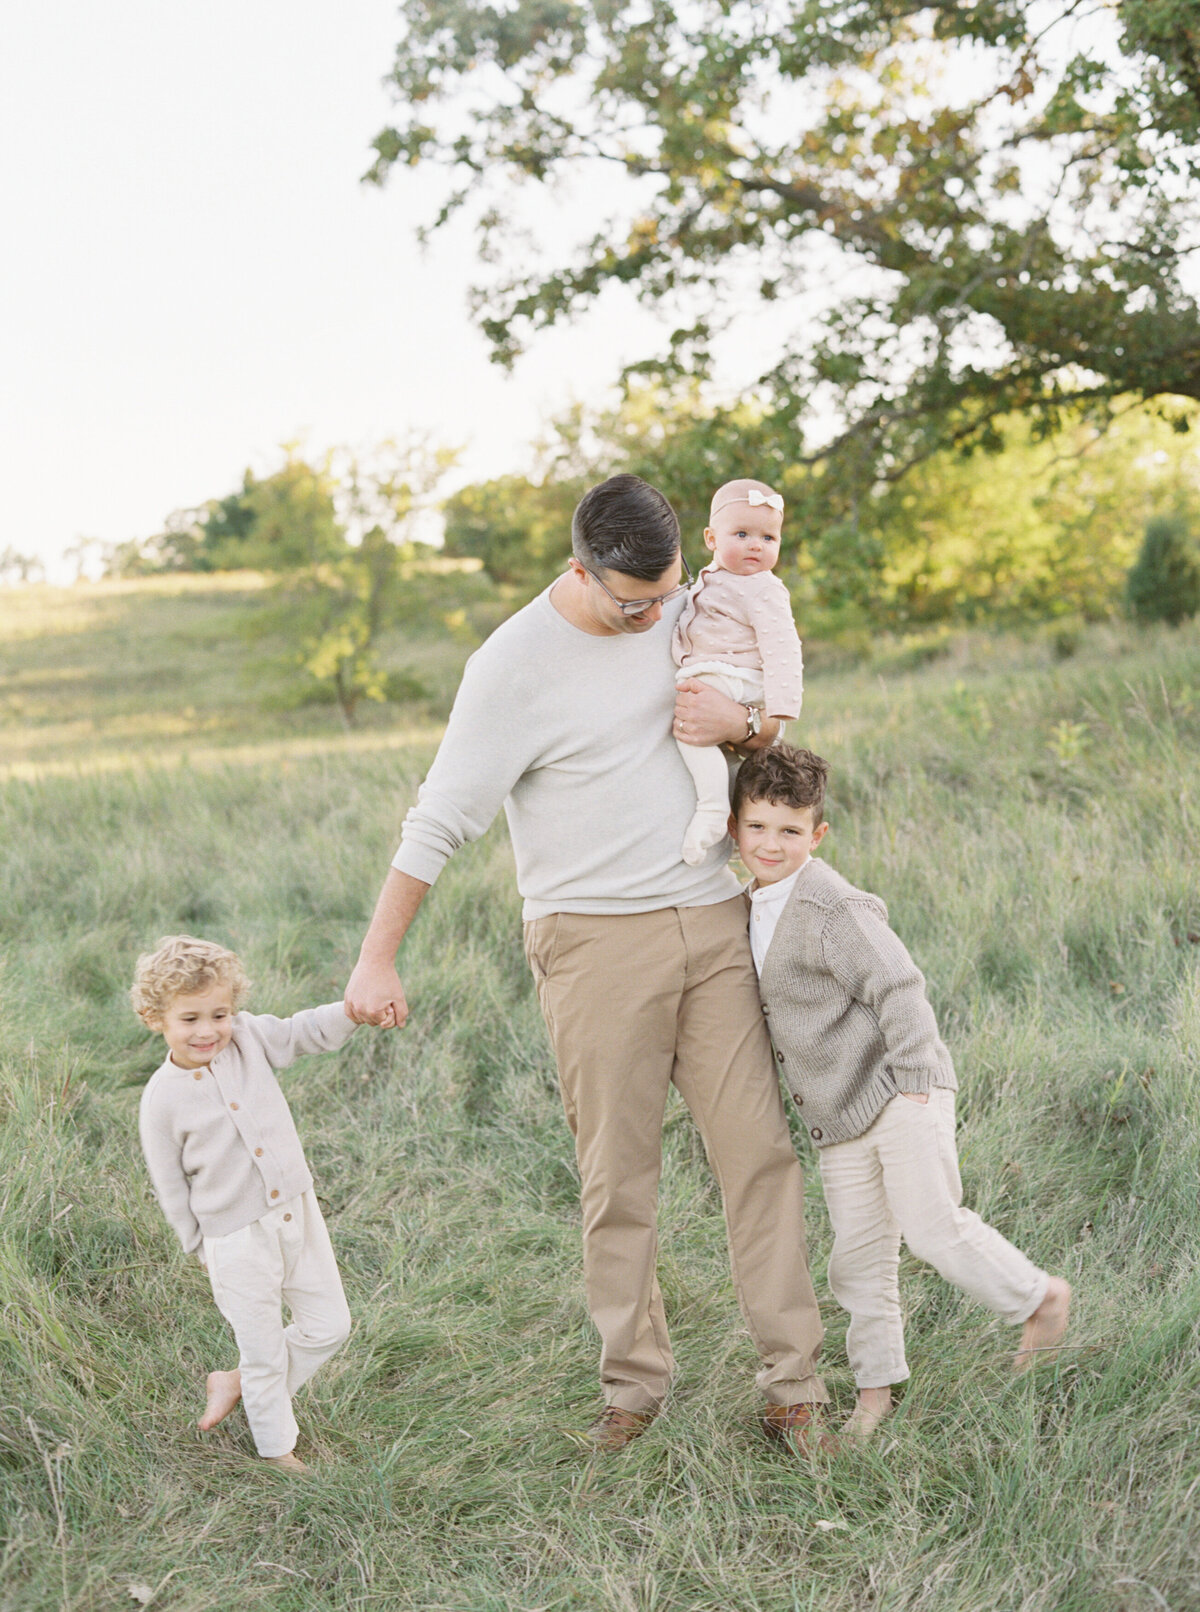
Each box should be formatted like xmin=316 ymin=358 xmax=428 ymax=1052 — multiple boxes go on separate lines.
xmin=198 ymin=1369 xmax=242 ymax=1431
xmin=264 ymin=1451 xmax=308 ymax=1474
xmin=1013 ymin=1277 xmax=1072 ymax=1374
xmin=842 ymin=1387 xmax=893 ymax=1440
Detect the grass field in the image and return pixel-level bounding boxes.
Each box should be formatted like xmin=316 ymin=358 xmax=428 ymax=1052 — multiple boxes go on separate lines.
xmin=1 ymin=577 xmax=1198 ymax=1612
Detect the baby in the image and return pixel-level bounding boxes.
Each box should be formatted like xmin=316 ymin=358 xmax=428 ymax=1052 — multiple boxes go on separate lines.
xmin=672 ymin=478 xmax=803 ymax=864
xmin=134 ymin=934 xmax=359 ymax=1473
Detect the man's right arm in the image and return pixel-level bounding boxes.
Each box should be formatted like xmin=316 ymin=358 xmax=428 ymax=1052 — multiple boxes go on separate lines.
xmin=343 ymin=868 xmax=431 ymax=1027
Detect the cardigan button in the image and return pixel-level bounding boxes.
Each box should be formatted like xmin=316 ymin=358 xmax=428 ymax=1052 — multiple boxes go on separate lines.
xmin=255 ymin=1148 xmax=263 ymax=1157
xmin=811 ymin=1127 xmax=822 ymax=1140
xmin=283 ymin=1213 xmax=292 ymax=1222
xmin=193 ymin=1072 xmax=202 ymax=1081
xmin=775 ymin=1050 xmax=785 ymax=1064
xmin=761 ymin=1004 xmax=769 ymax=1015
xmin=229 ymin=1102 xmax=239 ymax=1111
xmin=270 ymin=1189 xmax=280 ymax=1199
xmin=794 ymin=1094 xmax=803 ymax=1106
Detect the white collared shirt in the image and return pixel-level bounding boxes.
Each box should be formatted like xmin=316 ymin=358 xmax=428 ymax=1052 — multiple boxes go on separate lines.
xmin=748 ymin=859 xmax=812 ymax=976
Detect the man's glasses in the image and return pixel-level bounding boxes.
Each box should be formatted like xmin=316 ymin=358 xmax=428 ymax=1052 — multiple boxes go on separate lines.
xmin=581 ymin=556 xmax=694 ymax=617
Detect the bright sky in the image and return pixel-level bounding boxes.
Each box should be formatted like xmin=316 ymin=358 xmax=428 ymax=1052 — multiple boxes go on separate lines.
xmin=1 ymin=2 xmax=672 ymax=578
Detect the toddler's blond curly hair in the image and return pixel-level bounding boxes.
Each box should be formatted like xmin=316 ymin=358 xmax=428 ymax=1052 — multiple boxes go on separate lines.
xmin=130 ymin=935 xmax=251 ymax=1024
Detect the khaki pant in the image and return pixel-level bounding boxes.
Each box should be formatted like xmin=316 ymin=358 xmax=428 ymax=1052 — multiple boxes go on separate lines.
xmin=524 ymin=895 xmax=826 ymax=1412
xmin=818 ymin=1089 xmax=1048 ymax=1388
xmin=203 ymin=1190 xmax=351 ymax=1457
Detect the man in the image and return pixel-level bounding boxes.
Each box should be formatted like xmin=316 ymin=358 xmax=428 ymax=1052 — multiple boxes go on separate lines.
xmin=344 ymin=474 xmax=828 ymax=1452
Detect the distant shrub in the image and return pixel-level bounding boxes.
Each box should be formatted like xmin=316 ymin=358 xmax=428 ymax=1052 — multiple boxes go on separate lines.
xmin=1126 ymin=514 xmax=1200 ymax=626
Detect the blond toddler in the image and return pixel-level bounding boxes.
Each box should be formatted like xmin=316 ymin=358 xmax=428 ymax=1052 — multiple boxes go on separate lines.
xmin=134 ymin=935 xmax=359 ymax=1473
xmin=672 ymin=477 xmax=804 ymax=865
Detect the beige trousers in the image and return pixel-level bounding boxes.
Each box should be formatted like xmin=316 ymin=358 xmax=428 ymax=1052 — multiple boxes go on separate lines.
xmin=524 ymin=895 xmax=826 ymax=1412
xmin=203 ymin=1190 xmax=352 ymax=1457
xmin=818 ymin=1089 xmax=1048 ymax=1388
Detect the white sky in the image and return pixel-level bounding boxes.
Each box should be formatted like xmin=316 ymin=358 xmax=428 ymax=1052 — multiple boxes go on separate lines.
xmin=0 ymin=2 xmax=675 ymax=578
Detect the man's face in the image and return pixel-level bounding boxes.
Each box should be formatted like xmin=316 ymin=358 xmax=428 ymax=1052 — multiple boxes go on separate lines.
xmin=571 ymin=556 xmax=687 ymax=635
xmin=730 ymin=798 xmax=828 ymax=885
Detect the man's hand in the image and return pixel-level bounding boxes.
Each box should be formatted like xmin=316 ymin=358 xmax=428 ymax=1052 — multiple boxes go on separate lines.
xmin=673 ymin=678 xmax=779 ymax=751
xmin=899 ymin=1092 xmax=930 ymax=1105
xmin=344 ymin=956 xmax=410 ymax=1029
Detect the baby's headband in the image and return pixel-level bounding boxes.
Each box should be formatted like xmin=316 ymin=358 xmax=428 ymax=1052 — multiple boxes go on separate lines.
xmin=710 ymin=488 xmax=784 ymax=517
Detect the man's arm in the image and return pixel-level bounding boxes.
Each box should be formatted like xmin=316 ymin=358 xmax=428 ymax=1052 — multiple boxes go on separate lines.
xmin=343 ymin=869 xmax=431 ymax=1028
xmin=673 ymin=677 xmax=781 ymax=754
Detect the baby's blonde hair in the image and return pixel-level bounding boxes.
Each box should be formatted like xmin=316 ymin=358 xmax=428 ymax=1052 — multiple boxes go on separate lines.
xmin=130 ymin=935 xmax=250 ymax=1024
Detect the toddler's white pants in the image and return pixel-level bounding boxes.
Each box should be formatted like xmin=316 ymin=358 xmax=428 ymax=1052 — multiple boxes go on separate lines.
xmin=203 ymin=1189 xmax=351 ymax=1458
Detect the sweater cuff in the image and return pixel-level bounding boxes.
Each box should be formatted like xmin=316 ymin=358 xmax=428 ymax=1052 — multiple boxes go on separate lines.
xmin=391 ymin=839 xmax=448 ymax=887
xmin=892 ymin=1066 xmax=935 ymax=1095
xmin=314 ymin=1001 xmax=360 ymax=1048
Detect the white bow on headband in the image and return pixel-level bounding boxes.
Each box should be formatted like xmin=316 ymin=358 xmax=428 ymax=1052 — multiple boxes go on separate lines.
xmin=711 ymin=487 xmax=785 ymax=516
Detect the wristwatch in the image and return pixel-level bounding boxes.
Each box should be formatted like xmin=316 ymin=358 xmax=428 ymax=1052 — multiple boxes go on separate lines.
xmin=742 ymin=705 xmax=762 ymax=741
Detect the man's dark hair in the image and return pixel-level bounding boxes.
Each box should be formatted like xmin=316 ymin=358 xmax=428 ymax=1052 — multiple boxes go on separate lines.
xmin=571 ymin=474 xmax=681 ymax=582
xmin=732 ymin=744 xmax=829 ymax=824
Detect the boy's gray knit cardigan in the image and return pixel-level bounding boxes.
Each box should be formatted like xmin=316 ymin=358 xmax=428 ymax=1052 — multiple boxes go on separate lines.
xmin=759 ymin=858 xmax=957 ymax=1148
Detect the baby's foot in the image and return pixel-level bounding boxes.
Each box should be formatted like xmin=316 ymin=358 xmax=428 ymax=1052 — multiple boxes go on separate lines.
xmin=682 ymin=810 xmax=730 ymax=866
xmin=842 ymin=1387 xmax=893 ymax=1441
xmin=1013 ymin=1278 xmax=1072 ymax=1374
xmin=198 ymin=1369 xmax=242 ymax=1431
xmin=264 ymin=1451 xmax=308 ymax=1474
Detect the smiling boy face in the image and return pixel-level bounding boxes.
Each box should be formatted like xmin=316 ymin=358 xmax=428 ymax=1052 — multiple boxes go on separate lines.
xmin=730 ymin=797 xmax=828 ymax=887
xmin=150 ymin=981 xmax=237 ymax=1069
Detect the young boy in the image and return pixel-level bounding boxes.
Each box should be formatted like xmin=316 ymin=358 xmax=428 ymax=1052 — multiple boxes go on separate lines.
xmin=134 ymin=934 xmax=359 ymax=1472
xmin=730 ymin=747 xmax=1071 ymax=1437
xmin=672 ymin=477 xmax=804 ymax=865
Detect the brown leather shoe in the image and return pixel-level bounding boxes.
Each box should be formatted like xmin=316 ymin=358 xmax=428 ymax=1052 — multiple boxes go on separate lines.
xmin=587 ymin=1404 xmax=659 ymax=1453
xmin=762 ymin=1402 xmax=839 ymax=1456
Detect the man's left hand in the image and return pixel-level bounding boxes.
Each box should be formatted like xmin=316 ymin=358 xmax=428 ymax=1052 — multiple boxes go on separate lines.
xmin=675 ymin=678 xmax=769 ymax=748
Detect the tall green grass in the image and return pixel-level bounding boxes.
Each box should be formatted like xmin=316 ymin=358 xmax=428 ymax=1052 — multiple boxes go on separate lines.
xmin=1 ymin=582 xmax=1198 ymax=1610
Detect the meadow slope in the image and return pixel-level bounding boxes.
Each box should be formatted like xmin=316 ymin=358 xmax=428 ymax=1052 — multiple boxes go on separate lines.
xmin=1 ymin=580 xmax=1197 ymax=1612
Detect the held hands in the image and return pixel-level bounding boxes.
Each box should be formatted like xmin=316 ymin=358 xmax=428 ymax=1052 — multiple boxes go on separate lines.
xmin=673 ymin=678 xmax=750 ymax=747
xmin=344 ymin=957 xmax=410 ymax=1030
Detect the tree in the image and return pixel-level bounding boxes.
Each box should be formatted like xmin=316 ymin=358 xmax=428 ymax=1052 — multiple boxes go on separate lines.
xmin=1126 ymin=512 xmax=1200 ymax=623
xmin=264 ymin=440 xmax=457 ymax=726
xmin=0 ymin=548 xmax=46 ymax=585
xmin=369 ymin=1 xmax=1200 ymax=520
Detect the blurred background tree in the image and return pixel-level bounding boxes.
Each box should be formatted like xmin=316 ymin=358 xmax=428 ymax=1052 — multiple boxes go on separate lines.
xmin=1126 ymin=512 xmax=1200 ymax=624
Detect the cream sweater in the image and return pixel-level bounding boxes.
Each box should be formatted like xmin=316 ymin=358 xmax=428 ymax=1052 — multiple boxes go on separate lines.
xmin=138 ymin=1003 xmax=357 ymax=1253
xmin=759 ymin=859 xmax=957 ymax=1148
xmin=393 ymin=585 xmax=741 ymax=918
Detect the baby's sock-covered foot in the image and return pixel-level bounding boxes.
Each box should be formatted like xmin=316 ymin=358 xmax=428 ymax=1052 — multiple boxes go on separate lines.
xmin=682 ymin=809 xmax=730 ymax=866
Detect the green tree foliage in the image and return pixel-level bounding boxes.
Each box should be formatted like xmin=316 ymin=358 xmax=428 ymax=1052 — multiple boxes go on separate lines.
xmin=442 ymin=385 xmax=1200 ymax=628
xmin=369 ymin=0 xmax=1200 ymax=519
xmin=259 ymin=440 xmax=457 ymax=727
xmin=442 ymin=473 xmax=582 ymax=587
xmin=1127 ymin=512 xmax=1200 ymax=624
